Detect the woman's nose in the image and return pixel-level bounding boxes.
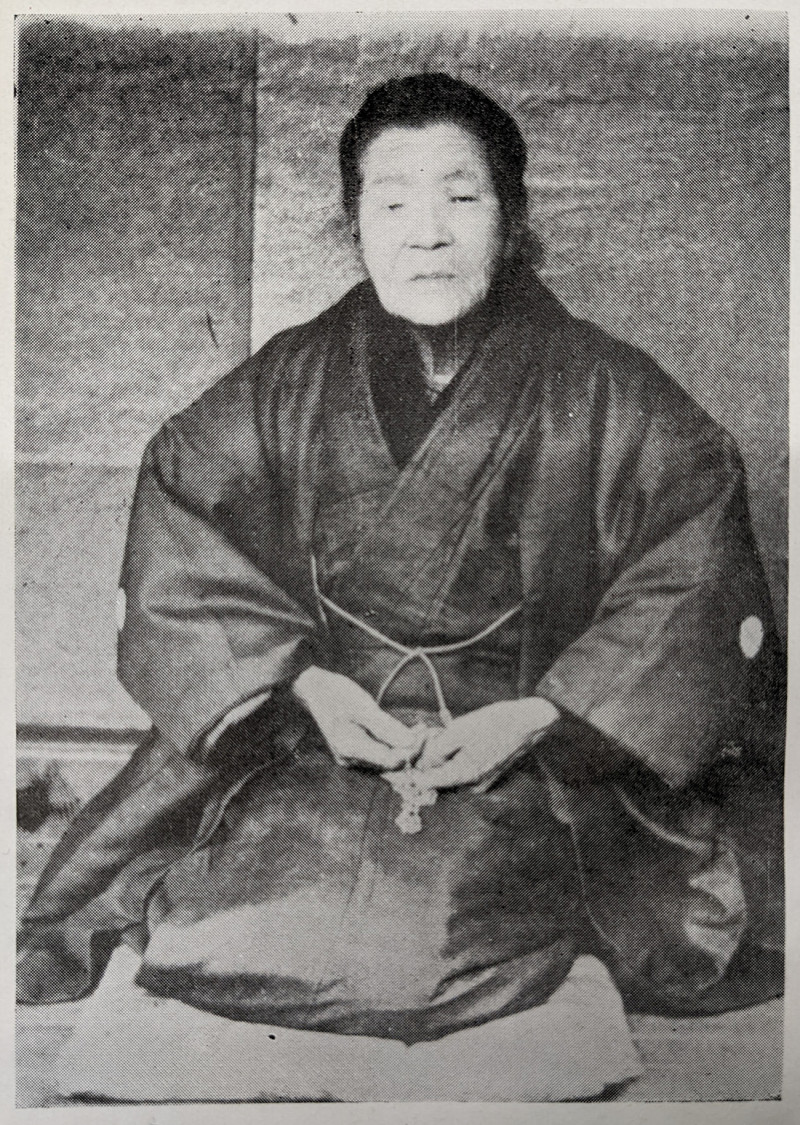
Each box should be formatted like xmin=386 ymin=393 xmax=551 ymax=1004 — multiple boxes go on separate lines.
xmin=407 ymin=200 xmax=453 ymax=249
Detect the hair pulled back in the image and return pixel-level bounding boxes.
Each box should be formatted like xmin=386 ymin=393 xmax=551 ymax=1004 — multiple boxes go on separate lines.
xmin=339 ymin=73 xmax=530 ymax=245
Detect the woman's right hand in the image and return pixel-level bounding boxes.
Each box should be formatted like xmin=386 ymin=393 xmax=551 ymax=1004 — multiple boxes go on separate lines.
xmin=292 ymin=666 xmax=419 ymax=771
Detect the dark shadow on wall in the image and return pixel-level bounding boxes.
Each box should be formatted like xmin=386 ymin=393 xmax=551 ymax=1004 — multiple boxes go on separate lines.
xmin=16 ymin=20 xmax=257 ymax=467
xmin=16 ymin=21 xmax=258 ymax=727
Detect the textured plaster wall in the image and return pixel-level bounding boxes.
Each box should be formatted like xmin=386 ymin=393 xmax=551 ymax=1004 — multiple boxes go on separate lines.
xmin=16 ymin=22 xmax=256 ymax=726
xmin=17 ymin=21 xmax=256 ymax=467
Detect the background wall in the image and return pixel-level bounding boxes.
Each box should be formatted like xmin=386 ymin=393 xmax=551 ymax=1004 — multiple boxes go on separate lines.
xmin=17 ymin=20 xmax=256 ymax=466
xmin=16 ymin=15 xmax=789 ymax=734
xmin=16 ymin=21 xmax=257 ymax=728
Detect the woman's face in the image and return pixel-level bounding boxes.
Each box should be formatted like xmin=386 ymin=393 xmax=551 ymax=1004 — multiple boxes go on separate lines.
xmin=357 ymin=122 xmax=505 ymax=326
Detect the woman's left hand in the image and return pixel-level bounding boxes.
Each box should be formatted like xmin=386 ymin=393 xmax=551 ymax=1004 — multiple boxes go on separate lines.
xmin=417 ymin=698 xmax=559 ymax=789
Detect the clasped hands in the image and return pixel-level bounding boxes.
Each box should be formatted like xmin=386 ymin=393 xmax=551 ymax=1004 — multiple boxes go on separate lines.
xmin=292 ymin=666 xmax=559 ymax=790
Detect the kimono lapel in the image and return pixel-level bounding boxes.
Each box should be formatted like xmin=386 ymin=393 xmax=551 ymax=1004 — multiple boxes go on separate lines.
xmin=318 ymin=281 xmax=559 ymax=626
xmin=316 ymin=295 xmax=403 ymax=509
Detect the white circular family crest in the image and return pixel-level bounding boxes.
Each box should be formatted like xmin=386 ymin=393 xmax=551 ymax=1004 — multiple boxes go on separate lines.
xmin=739 ymin=615 xmax=763 ymax=659
xmin=116 ymin=588 xmax=127 ymax=630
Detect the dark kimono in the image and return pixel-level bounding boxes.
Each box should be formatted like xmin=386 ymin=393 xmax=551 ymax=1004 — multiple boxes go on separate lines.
xmin=18 ymin=273 xmax=784 ymax=1041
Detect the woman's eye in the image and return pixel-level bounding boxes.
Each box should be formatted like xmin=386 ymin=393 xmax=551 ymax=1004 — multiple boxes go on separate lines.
xmin=451 ymin=195 xmax=478 ymax=203
xmin=386 ymin=202 xmax=404 ymax=212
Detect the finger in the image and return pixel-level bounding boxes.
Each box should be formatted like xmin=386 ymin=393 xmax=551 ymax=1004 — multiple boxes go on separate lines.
xmin=407 ymin=723 xmax=431 ymax=764
xmin=419 ymin=726 xmax=464 ymax=765
xmin=423 ymin=752 xmax=478 ymax=790
xmin=417 ymin=721 xmax=468 ymax=767
xmin=359 ymin=701 xmax=418 ymax=749
xmin=335 ymin=727 xmax=407 ymax=771
xmin=416 ymin=740 xmax=457 ymax=771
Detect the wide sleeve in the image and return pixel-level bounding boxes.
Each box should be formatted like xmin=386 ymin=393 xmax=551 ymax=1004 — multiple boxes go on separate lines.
xmin=535 ymin=380 xmax=781 ymax=790
xmin=117 ymin=361 xmax=318 ymax=759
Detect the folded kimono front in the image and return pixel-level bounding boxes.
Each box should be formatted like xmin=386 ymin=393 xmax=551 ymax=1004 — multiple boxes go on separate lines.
xmin=57 ymin=945 xmax=643 ymax=1102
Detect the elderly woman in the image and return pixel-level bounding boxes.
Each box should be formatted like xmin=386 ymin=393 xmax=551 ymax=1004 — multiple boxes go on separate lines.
xmin=19 ymin=74 xmax=782 ymax=1101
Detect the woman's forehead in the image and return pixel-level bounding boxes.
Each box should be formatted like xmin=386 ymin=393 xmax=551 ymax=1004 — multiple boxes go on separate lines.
xmin=360 ymin=123 xmax=492 ymax=185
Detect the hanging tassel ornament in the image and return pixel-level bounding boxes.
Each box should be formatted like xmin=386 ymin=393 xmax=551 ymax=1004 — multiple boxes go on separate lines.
xmin=384 ymin=723 xmax=438 ymax=835
xmin=387 ymin=764 xmax=438 ymax=835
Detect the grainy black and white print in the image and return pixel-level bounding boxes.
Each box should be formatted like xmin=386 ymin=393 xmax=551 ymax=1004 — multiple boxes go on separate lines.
xmin=16 ymin=10 xmax=787 ymax=1108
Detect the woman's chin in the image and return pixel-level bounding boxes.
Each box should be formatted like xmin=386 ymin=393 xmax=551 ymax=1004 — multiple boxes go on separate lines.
xmin=376 ymin=285 xmax=485 ymax=328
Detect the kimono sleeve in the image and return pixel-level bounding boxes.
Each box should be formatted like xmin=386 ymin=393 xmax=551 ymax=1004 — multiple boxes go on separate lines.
xmin=535 ymin=385 xmax=781 ymax=790
xmin=117 ymin=364 xmax=317 ymax=759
